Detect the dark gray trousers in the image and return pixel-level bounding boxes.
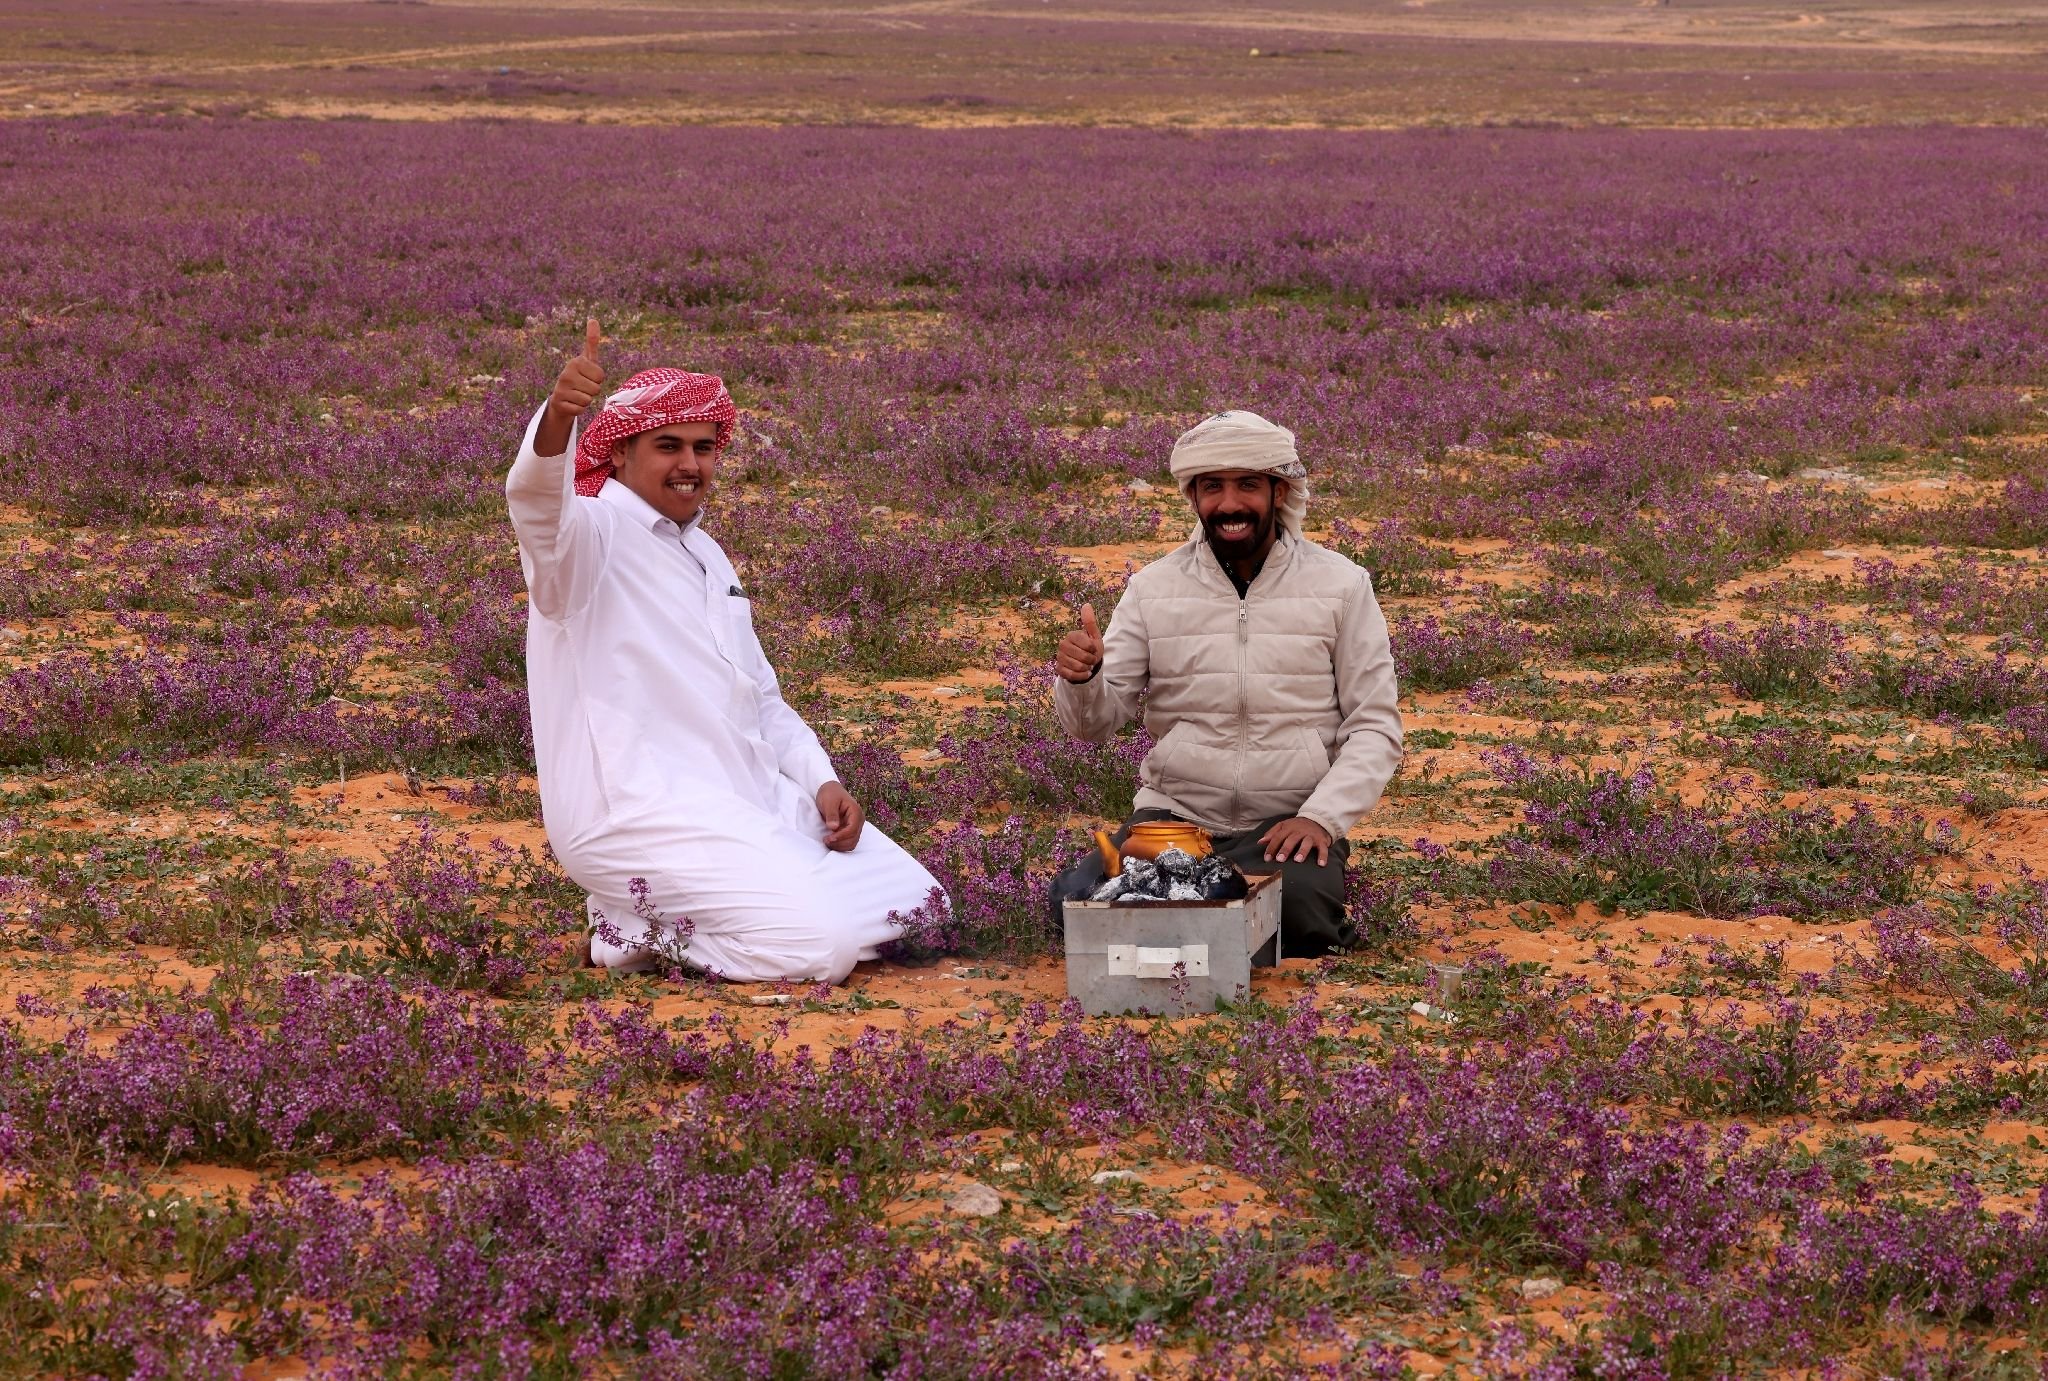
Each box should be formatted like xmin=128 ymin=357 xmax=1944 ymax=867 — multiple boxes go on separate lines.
xmin=1047 ymin=808 xmax=1353 ymax=958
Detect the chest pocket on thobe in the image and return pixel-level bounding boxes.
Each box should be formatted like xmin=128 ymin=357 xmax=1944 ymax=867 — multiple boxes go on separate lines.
xmin=721 ymin=586 xmax=754 ymax=663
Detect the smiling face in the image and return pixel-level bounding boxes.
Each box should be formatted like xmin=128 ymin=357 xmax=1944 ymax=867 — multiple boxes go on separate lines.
xmin=609 ymin=420 xmax=722 ymax=525
xmin=1191 ymin=470 xmax=1284 ymax=568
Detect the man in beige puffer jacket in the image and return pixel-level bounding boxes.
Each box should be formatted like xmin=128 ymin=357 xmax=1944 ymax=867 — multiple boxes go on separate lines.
xmin=1051 ymin=411 xmax=1403 ymax=955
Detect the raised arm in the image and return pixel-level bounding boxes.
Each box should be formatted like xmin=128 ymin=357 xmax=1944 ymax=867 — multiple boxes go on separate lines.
xmin=506 ymin=319 xmax=608 ymax=622
xmin=1054 ymin=595 xmax=1149 ymax=742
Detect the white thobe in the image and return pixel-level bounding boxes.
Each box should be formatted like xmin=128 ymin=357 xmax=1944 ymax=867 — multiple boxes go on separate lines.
xmin=505 ymin=404 xmax=945 ymax=982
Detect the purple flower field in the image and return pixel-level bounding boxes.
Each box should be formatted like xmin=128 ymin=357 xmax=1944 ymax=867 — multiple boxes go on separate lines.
xmin=1 ymin=107 xmax=2047 ymax=1376
xmin=9 ymin=0 xmax=2048 ymax=128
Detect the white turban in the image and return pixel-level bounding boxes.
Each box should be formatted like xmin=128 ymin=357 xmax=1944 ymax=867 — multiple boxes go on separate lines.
xmin=1168 ymin=410 xmax=1309 ymax=537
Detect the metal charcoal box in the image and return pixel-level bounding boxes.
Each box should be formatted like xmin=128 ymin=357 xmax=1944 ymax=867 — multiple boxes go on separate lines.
xmin=1062 ymin=873 xmax=1281 ymax=1017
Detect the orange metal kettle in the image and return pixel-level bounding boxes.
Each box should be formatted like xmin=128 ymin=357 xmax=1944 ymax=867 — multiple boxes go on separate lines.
xmin=1123 ymin=821 xmax=1214 ymax=861
xmin=1095 ymin=821 xmax=1216 ymax=879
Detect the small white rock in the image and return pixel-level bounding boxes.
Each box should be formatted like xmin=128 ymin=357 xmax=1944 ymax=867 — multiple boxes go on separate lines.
xmin=1521 ymin=1277 xmax=1565 ymax=1300
xmin=747 ymin=994 xmax=792 ymax=1007
xmin=1128 ymin=479 xmax=1155 ymax=493
xmin=1916 ymin=479 xmax=1948 ymax=490
xmin=945 ymin=1180 xmax=1003 ymax=1217
xmin=1821 ymin=549 xmax=1860 ymax=560
xmin=1089 ymin=1169 xmax=1141 ymax=1185
xmin=996 ymin=1160 xmax=1025 ymax=1173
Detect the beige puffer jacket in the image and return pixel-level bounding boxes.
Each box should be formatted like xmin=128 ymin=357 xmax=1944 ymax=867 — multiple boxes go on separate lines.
xmin=1055 ymin=533 xmax=1404 ymax=840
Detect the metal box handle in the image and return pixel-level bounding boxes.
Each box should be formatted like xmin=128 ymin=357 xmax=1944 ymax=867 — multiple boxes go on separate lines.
xmin=1105 ymin=944 xmax=1211 ymax=978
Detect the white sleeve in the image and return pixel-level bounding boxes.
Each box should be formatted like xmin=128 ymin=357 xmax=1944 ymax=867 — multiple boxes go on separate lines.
xmin=742 ymin=614 xmax=838 ymax=798
xmin=505 ymin=402 xmax=605 ymax=622
xmin=1297 ymin=575 xmax=1405 ymax=840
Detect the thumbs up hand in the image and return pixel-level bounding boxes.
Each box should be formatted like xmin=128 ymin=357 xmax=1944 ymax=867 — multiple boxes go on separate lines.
xmin=535 ymin=318 xmax=606 ymax=459
xmin=549 ymin=317 xmax=606 ymax=423
xmin=1055 ymin=602 xmax=1105 ymax=684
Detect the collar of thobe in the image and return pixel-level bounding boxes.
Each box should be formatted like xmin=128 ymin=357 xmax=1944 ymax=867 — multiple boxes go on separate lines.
xmin=596 ymin=477 xmax=703 ymax=543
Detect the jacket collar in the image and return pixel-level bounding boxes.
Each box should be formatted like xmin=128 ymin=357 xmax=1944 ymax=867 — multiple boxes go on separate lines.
xmin=597 ymin=477 xmax=702 ymax=541
xmin=1189 ymin=529 xmax=1297 ymax=593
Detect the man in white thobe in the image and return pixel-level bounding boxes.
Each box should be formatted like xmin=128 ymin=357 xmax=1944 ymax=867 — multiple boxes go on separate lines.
xmin=505 ymin=319 xmax=945 ymax=982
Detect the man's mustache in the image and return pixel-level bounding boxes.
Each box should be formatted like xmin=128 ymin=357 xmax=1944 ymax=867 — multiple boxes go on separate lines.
xmin=1206 ymin=513 xmax=1261 ymax=533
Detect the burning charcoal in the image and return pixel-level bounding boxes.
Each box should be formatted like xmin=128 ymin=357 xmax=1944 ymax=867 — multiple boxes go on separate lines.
xmin=1090 ymin=876 xmax=1130 ymax=903
xmin=1153 ymin=846 xmax=1200 ymax=880
xmin=1193 ymin=854 xmax=1249 ymax=900
xmin=1165 ymin=881 xmax=1204 ymax=902
xmin=1202 ymin=873 xmax=1249 ymax=901
xmin=1117 ymin=857 xmax=1161 ymax=894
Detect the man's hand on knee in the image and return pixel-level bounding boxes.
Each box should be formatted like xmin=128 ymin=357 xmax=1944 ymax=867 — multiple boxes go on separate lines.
xmin=816 ymin=781 xmax=865 ymax=852
xmin=1260 ymin=817 xmax=1332 ymax=867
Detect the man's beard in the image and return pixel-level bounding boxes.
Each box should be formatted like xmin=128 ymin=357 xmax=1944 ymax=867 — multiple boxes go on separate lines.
xmin=1202 ymin=506 xmax=1275 ymax=564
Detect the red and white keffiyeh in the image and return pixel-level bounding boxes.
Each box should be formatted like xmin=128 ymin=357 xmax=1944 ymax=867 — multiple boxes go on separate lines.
xmin=574 ymin=368 xmax=738 ymax=498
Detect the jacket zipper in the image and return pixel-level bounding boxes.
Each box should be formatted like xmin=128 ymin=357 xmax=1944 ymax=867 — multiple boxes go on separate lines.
xmin=1232 ymin=595 xmax=1248 ymax=828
